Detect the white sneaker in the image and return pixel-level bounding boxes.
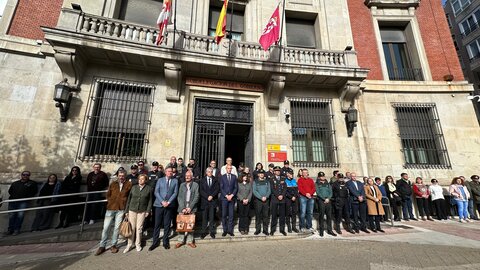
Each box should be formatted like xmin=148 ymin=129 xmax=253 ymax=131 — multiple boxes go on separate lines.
xmin=89 ymin=220 xmax=95 ymax=225
xmin=309 ymin=228 xmax=316 ymax=233
xmin=136 ymin=247 xmax=142 ymax=252
xmin=459 ymin=219 xmax=464 ymax=223
xmin=123 ymin=245 xmax=131 ymax=254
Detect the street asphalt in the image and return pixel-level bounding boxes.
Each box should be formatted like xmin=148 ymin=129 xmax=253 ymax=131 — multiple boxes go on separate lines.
xmin=2 ymin=219 xmax=480 ymax=270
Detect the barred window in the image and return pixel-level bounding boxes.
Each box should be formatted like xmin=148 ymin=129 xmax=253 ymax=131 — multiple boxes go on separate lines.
xmin=393 ymin=103 xmax=451 ymax=169
xmin=289 ymin=98 xmax=338 ymax=167
xmin=78 ymin=78 xmax=155 ymax=162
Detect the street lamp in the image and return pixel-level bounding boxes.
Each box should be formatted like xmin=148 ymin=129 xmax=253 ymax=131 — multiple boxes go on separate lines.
xmin=345 ymin=105 xmax=358 ymax=137
xmin=53 ymin=78 xmax=73 ymax=122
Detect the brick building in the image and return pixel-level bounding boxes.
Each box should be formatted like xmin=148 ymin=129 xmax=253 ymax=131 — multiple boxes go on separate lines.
xmin=0 ymin=0 xmax=478 ymax=191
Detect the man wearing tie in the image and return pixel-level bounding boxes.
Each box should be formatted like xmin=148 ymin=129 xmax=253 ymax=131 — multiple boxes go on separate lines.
xmin=220 ymin=164 xmax=238 ymax=236
xmin=346 ymin=172 xmax=369 ymax=234
xmin=149 ymin=166 xmax=178 ymax=250
xmin=200 ymin=167 xmax=220 ymax=239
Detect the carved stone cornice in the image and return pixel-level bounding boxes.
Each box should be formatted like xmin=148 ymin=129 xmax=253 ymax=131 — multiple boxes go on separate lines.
xmin=164 ymin=61 xmax=183 ymax=102
xmin=338 ymin=80 xmax=364 ymax=112
xmin=53 ymin=46 xmax=86 ymax=89
xmin=266 ymin=74 xmax=286 ymax=109
xmin=364 ymin=0 xmax=420 ymax=9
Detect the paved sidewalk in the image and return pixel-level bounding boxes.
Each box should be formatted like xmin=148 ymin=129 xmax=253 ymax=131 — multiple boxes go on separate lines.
xmin=2 ymin=218 xmax=480 ymax=269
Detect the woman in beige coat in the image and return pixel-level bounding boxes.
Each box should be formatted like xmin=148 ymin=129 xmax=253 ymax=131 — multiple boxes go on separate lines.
xmin=364 ymin=178 xmax=385 ymax=233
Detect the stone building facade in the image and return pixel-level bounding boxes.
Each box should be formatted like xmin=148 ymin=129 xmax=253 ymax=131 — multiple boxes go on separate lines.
xmin=0 ymin=0 xmax=478 ymax=194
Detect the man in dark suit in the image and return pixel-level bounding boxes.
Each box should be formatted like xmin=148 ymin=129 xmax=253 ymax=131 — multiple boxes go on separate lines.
xmin=149 ymin=166 xmax=178 ymax=250
xmin=200 ymin=167 xmax=220 ymax=239
xmin=209 ymin=160 xmax=222 ymax=179
xmin=346 ymin=172 xmax=369 ymax=234
xmin=220 ymin=164 xmax=238 ymax=236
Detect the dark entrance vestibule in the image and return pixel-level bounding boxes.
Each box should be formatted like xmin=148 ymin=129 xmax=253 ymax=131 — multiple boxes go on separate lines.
xmin=192 ymin=99 xmax=253 ymax=175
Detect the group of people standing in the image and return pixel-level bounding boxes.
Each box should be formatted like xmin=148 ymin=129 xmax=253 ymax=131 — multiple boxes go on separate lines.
xmin=4 ymin=157 xmax=480 ymax=255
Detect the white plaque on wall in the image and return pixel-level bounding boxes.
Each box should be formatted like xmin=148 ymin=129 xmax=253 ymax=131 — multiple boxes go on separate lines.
xmin=9 ymin=85 xmax=37 ymax=103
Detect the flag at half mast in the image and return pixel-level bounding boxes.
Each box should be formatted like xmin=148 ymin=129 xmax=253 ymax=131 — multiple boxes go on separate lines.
xmin=155 ymin=0 xmax=172 ymax=45
xmin=259 ymin=4 xmax=281 ymax=51
xmin=215 ymin=0 xmax=229 ymax=44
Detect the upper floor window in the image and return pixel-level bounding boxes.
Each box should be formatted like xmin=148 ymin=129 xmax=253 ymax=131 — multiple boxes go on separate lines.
xmin=452 ymin=0 xmax=471 ymax=15
xmin=289 ymin=98 xmax=338 ymax=167
xmin=460 ymin=12 xmax=479 ymax=37
xmin=78 ymin=78 xmax=155 ymax=163
xmin=208 ymin=1 xmax=245 ymax=41
xmin=380 ymin=26 xmax=423 ymax=81
xmin=393 ymin=103 xmax=451 ymax=169
xmin=119 ymin=0 xmax=162 ymax=26
xmin=467 ymin=38 xmax=480 ymax=60
xmin=286 ymin=17 xmax=317 ymax=48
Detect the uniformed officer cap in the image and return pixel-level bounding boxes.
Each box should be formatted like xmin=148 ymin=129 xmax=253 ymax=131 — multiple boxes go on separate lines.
xmin=257 ymin=169 xmax=266 ymax=174
xmin=284 ymin=160 xmax=290 ymax=165
xmin=131 ymin=164 xmax=138 ymax=169
xmin=152 ymin=161 xmax=159 ymax=166
xmin=337 ymin=173 xmax=344 ymax=178
xmin=268 ymin=163 xmax=275 ymax=168
xmin=318 ymin=171 xmax=325 ymax=177
xmin=274 ymin=166 xmax=281 ymax=171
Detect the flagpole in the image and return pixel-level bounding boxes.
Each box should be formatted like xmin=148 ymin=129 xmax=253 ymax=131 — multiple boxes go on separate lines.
xmin=278 ymin=0 xmax=286 ymax=62
xmin=228 ymin=1 xmax=234 ymax=57
xmin=173 ymin=0 xmax=177 ymax=48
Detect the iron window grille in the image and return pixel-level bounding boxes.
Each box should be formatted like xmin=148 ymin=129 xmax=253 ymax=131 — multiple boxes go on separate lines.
xmin=77 ymin=78 xmax=155 ymax=163
xmin=393 ymin=103 xmax=451 ymax=169
xmin=289 ymin=97 xmax=338 ymax=168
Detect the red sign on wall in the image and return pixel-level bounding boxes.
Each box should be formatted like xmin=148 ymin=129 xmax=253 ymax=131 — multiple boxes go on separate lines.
xmin=268 ymin=151 xmax=287 ymax=162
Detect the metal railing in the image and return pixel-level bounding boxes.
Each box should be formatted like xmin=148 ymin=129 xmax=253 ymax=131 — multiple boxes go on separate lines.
xmin=72 ymin=11 xmax=355 ymax=68
xmin=387 ymin=67 xmax=424 ymax=81
xmin=0 ymin=190 xmax=107 ymax=233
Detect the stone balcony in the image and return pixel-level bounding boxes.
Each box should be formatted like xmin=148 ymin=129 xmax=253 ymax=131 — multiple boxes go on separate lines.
xmin=42 ymin=8 xmax=368 ymax=110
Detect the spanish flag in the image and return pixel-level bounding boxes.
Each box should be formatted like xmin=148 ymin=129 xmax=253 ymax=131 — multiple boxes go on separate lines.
xmin=215 ymin=0 xmax=228 ymax=44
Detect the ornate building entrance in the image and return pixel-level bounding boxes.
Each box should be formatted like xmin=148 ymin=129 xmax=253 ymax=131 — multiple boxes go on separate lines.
xmin=192 ymin=99 xmax=253 ymax=175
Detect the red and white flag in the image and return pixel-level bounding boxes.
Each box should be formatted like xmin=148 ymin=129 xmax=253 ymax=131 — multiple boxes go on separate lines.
xmin=155 ymin=0 xmax=172 ymax=45
xmin=259 ymin=5 xmax=281 ymax=51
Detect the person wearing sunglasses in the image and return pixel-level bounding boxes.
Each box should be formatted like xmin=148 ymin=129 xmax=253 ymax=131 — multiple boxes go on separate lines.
xmin=6 ymin=171 xmax=38 ymax=236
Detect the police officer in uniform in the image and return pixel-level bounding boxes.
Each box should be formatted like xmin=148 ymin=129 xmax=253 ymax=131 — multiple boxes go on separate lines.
xmin=285 ymin=171 xmax=299 ymax=233
xmin=332 ymin=173 xmax=355 ymax=234
xmin=315 ymin=172 xmax=336 ymax=237
xmin=281 ymin=160 xmax=294 ymax=178
xmin=265 ymin=163 xmax=275 ymax=181
xmin=270 ymin=166 xmax=287 ymax=236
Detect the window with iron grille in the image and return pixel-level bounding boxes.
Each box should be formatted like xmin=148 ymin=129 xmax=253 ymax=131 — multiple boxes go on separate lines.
xmin=289 ymin=98 xmax=338 ymax=167
xmin=393 ymin=103 xmax=451 ymax=169
xmin=77 ymin=78 xmax=155 ymax=163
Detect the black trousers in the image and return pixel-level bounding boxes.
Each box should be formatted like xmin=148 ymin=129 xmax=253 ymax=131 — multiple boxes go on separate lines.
xmin=368 ymin=215 xmax=381 ymax=230
xmin=334 ymin=200 xmax=351 ymax=230
xmin=202 ymin=203 xmax=217 ymax=234
xmin=237 ymin=201 xmax=250 ymax=232
xmin=416 ymin=197 xmax=430 ymax=217
xmin=433 ymin=199 xmax=447 ymax=220
xmin=270 ymin=201 xmax=286 ymax=232
xmin=389 ymin=197 xmax=401 ymax=220
xmin=286 ymin=199 xmax=298 ymax=230
xmin=351 ymin=202 xmax=367 ymax=230
xmin=152 ymin=206 xmax=173 ymax=246
xmin=317 ymin=200 xmax=333 ymax=232
xmin=254 ymin=199 xmax=269 ymax=233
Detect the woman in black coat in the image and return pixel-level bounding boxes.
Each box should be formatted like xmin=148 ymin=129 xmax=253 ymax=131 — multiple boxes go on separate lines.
xmin=56 ymin=166 xmax=82 ymax=228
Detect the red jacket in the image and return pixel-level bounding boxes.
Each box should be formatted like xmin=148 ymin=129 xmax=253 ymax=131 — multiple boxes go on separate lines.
xmin=298 ymin=177 xmax=315 ymax=197
xmin=413 ymin=184 xmax=430 ymax=199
